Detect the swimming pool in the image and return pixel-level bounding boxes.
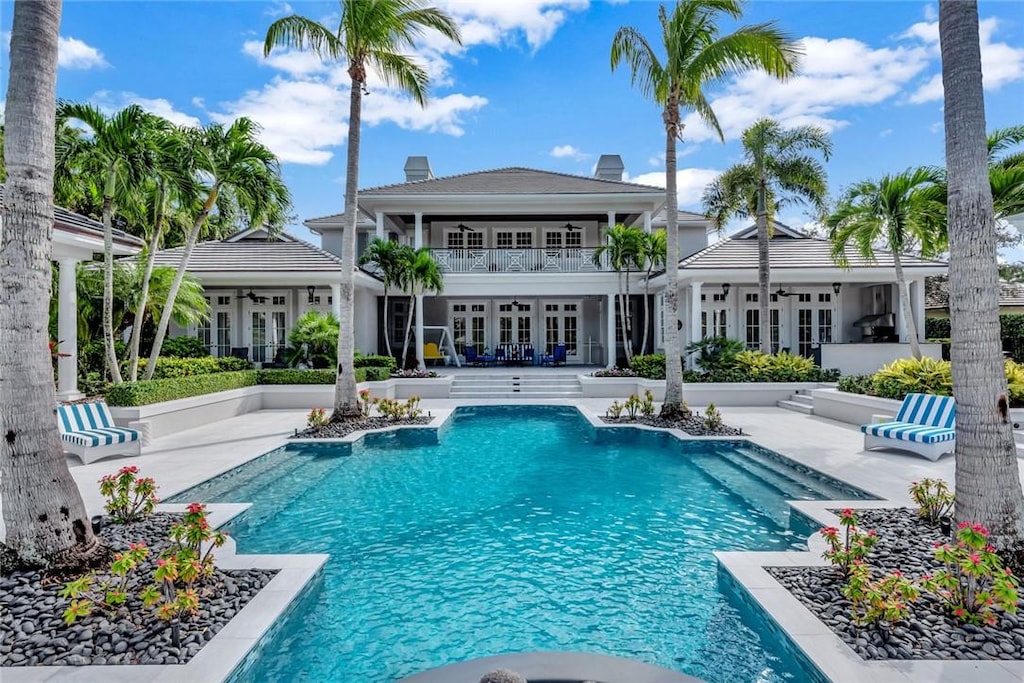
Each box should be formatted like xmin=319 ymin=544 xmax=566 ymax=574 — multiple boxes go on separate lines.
xmin=170 ymin=405 xmax=871 ymax=682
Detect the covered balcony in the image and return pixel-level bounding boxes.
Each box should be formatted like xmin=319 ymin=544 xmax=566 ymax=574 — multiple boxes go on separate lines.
xmin=431 ymin=247 xmax=610 ymax=274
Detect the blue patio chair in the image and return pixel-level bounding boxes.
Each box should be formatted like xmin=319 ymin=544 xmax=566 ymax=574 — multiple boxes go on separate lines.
xmin=542 ymin=344 xmax=567 ymax=366
xmin=465 ymin=345 xmax=480 ymax=366
xmin=860 ymin=393 xmax=956 ymax=461
xmin=57 ymin=401 xmax=141 ymax=465
xmin=480 ymin=347 xmax=497 ymax=365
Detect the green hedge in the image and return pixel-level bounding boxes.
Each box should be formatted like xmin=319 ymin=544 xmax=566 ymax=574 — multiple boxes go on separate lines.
xmin=106 ymin=371 xmax=259 ymax=406
xmin=256 ymin=369 xmax=337 ymax=384
xmin=137 ymin=356 xmax=252 ymax=378
xmin=927 ymin=314 xmax=1024 ymax=363
xmin=364 ymin=366 xmax=390 ymax=381
xmin=354 ymin=354 xmax=397 ymax=370
xmin=161 ymin=336 xmax=210 ymax=358
xmin=629 ymin=354 xmax=665 ymax=379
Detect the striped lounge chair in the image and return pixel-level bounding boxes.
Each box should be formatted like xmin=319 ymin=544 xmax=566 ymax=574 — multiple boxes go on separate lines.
xmin=860 ymin=393 xmax=956 ymax=462
xmin=57 ymin=401 xmax=141 ymax=465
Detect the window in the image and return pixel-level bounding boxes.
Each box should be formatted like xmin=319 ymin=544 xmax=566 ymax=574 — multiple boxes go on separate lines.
xmin=217 ymin=295 xmax=231 ymax=306
xmin=216 ymin=311 xmax=231 ymax=357
xmin=818 ymin=309 xmax=833 ymax=343
xmin=516 ymin=231 xmax=532 ymax=248
xmin=546 ymin=232 xmax=562 ymax=249
xmin=196 ymin=296 xmax=212 ymax=353
xmin=798 ymin=293 xmax=811 ymax=303
xmin=566 ymin=231 xmax=581 ymax=248
xmin=496 ymin=232 xmax=513 ymax=248
xmin=818 ymin=293 xmax=832 ymax=303
xmin=798 ymin=308 xmax=813 ymax=356
xmin=746 ymin=293 xmax=758 ymax=303
xmin=713 ymin=293 xmax=726 ymax=302
xmin=272 ymin=295 xmax=286 ymax=306
xmin=466 ymin=232 xmax=483 ymax=248
xmin=447 ymin=232 xmax=464 ymax=249
xmin=745 ymin=309 xmax=759 ymax=349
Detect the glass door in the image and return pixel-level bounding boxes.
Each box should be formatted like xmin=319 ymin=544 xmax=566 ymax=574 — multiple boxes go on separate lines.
xmin=246 ymin=293 xmax=287 ymax=363
xmin=498 ymin=302 xmax=533 ymax=346
xmin=543 ymin=302 xmax=580 ymax=362
xmin=794 ymin=292 xmax=835 ymax=356
xmin=451 ymin=302 xmax=487 ymax=355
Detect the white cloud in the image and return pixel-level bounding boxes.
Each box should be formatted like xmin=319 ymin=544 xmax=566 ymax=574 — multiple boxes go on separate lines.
xmin=880 ymin=128 xmax=893 ymax=137
xmin=264 ymin=2 xmax=293 ymax=17
xmin=58 ymin=36 xmax=108 ymax=70
xmin=550 ymin=144 xmax=588 ymax=161
xmin=242 ymin=40 xmax=327 ymax=78
xmin=929 ymin=121 xmax=943 ymax=133
xmin=923 ymin=4 xmax=938 ymax=22
xmin=626 ymin=168 xmax=721 ymax=208
xmin=362 ymin=90 xmax=487 ymax=136
xmin=905 ymin=17 xmax=1024 ymax=103
xmin=432 ymin=1 xmax=590 ymax=51
xmin=90 ymin=91 xmax=201 ymax=127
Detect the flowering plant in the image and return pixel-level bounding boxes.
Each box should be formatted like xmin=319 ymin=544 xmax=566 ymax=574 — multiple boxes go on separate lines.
xmin=60 ymin=542 xmax=150 ymax=623
xmin=358 ymin=389 xmax=374 ymax=418
xmin=923 ymin=522 xmax=1020 ymax=625
xmin=820 ymin=508 xmax=878 ymax=577
xmin=842 ymin=563 xmax=920 ymax=626
xmin=99 ymin=466 xmax=158 ymax=524
xmin=592 ymin=367 xmax=636 ymax=377
xmin=908 ymin=478 xmax=955 ymax=525
xmin=391 ymin=369 xmax=438 ymax=378
xmin=307 ymin=407 xmax=328 ymax=428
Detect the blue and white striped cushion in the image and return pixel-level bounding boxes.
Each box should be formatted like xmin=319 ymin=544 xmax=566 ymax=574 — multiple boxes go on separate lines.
xmin=57 ymin=402 xmax=116 ymax=434
xmin=60 ymin=427 xmax=139 ymax=448
xmin=894 ymin=393 xmax=957 ymax=429
xmin=861 ymin=421 xmax=956 ymax=444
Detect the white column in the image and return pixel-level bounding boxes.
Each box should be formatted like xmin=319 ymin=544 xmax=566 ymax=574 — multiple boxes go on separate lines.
xmin=56 ymin=258 xmax=83 ymax=400
xmin=690 ymin=282 xmax=703 ymax=347
xmin=414 ymin=212 xmax=423 ymax=250
xmin=895 ymin=283 xmax=907 ymax=342
xmin=415 ymin=294 xmax=425 ymax=369
xmin=913 ymin=279 xmax=926 ymax=342
xmin=331 ymin=283 xmax=342 ymax=321
xmin=607 ymin=210 xmax=616 ymax=230
xmin=643 ymin=210 xmax=652 ymax=233
xmin=375 ymin=211 xmax=384 ymax=240
xmin=606 ymin=293 xmax=616 ymax=368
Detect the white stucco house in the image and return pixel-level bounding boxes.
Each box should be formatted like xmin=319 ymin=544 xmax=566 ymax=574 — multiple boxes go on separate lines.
xmin=154 ymin=155 xmax=947 ymax=375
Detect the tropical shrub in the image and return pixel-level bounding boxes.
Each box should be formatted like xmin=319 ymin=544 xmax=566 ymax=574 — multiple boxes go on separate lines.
xmin=286 ymin=311 xmax=340 ymax=369
xmin=682 ymin=348 xmax=838 ymax=383
xmin=99 ymin=466 xmax=158 ymax=524
xmin=873 ymin=357 xmax=952 ymax=400
xmin=630 ymin=354 xmax=665 ymax=379
xmin=80 ymin=338 xmax=127 ymax=379
xmin=703 ymin=403 xmax=723 ymax=430
xmin=354 ymin=354 xmax=398 ymax=371
xmin=686 ymin=336 xmax=745 ymax=373
xmin=306 ymin=408 xmax=328 ymax=428
xmin=592 ymin=367 xmax=637 ymax=378
xmin=606 ymin=400 xmax=624 ymax=419
xmin=160 ymin=336 xmax=209 ymax=358
xmin=908 ymin=478 xmax=955 ymax=525
xmin=842 ymin=564 xmax=920 ymax=627
xmin=820 ymin=508 xmax=878 ymax=578
xmin=837 ymin=374 xmax=874 ymax=395
xmin=136 ymin=356 xmax=252 ymax=378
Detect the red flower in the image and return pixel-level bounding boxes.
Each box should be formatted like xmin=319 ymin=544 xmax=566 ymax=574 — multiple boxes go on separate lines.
xmin=187 ymin=502 xmax=204 ymax=514
xmin=958 ymin=521 xmax=970 ymax=530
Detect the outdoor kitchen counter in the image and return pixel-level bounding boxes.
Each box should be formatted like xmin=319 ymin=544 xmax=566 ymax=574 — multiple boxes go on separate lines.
xmin=818 ymin=342 xmax=943 ymax=375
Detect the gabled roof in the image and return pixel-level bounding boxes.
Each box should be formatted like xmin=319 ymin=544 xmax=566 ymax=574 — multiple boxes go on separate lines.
xmin=358 ymin=166 xmax=665 ymax=197
xmin=730 ymin=220 xmax=809 ymax=239
xmin=678 ymin=230 xmax=946 ymax=271
xmin=148 ymin=231 xmax=347 ymax=273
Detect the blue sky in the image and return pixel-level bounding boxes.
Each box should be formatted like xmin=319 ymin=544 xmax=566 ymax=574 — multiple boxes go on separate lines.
xmin=2 ymin=0 xmax=1023 ymax=247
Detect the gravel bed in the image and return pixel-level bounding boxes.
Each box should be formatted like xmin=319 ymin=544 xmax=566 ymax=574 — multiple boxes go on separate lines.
xmin=0 ymin=513 xmax=277 ymax=667
xmin=599 ymin=415 xmax=743 ymax=436
xmin=293 ymin=415 xmax=433 ymax=439
xmin=767 ymin=508 xmax=1024 ymax=661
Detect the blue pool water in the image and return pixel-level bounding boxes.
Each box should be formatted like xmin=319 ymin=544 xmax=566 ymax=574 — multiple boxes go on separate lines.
xmin=171 ymin=406 xmax=871 ymax=682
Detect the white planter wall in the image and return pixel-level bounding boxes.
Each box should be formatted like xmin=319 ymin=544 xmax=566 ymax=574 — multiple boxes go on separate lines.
xmin=578 ymin=377 xmax=822 ymax=406
xmin=813 ymin=387 xmax=1024 ymax=428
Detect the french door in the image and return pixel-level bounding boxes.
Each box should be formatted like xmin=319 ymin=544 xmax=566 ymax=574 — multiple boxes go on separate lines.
xmin=793 ymin=292 xmax=835 ymax=356
xmin=451 ymin=302 xmax=487 ymax=355
xmin=543 ymin=302 xmax=580 ymax=362
xmin=497 ymin=301 xmax=533 ymax=346
xmin=246 ymin=293 xmax=288 ymax=363
xmin=196 ymin=293 xmax=233 ymax=357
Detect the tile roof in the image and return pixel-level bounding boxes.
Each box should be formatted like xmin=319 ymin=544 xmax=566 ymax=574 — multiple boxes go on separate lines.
xmin=358 ymin=166 xmax=665 ymax=197
xmin=925 ymin=276 xmax=1024 ymax=310
xmin=678 ymin=233 xmax=947 ymax=270
xmin=0 ymin=185 xmax=145 ymax=247
xmin=148 ymin=232 xmax=347 ymax=272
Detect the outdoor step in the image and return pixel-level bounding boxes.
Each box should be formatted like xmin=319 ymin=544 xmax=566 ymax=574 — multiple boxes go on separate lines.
xmin=788 ymin=394 xmax=814 ymax=406
xmin=776 ymin=399 xmax=813 ymax=415
xmin=447 ymin=391 xmax=584 ymax=399
xmin=733 ymin=445 xmax=861 ymax=502
xmin=450 ymin=377 xmax=580 ymax=385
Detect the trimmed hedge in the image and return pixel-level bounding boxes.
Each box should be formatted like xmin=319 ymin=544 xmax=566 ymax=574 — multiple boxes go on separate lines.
xmin=354 ymin=354 xmax=397 ymax=370
xmin=927 ymin=314 xmax=1024 ymax=363
xmin=105 ymin=371 xmax=259 ymax=407
xmin=836 ymin=356 xmax=1024 ymax=406
xmin=629 ymin=354 xmax=665 ymax=379
xmin=365 ymin=367 xmax=390 ymax=381
xmin=161 ymin=336 xmax=210 ymax=358
xmin=257 ymin=369 xmax=337 ymax=384
xmin=137 ymin=356 xmax=252 ymax=378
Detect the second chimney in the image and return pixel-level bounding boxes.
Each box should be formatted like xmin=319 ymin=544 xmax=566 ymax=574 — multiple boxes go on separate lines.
xmin=594 ymin=154 xmax=624 ymax=182
xmin=404 ymin=156 xmax=434 ymax=182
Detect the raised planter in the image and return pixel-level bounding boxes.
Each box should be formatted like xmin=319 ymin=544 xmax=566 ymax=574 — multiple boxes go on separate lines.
xmin=812 ymin=387 xmax=1024 ymax=427
xmin=580 ymin=376 xmax=823 ymax=406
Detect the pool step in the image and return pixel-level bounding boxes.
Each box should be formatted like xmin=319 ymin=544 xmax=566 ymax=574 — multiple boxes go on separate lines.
xmin=686 ymin=451 xmax=793 ymax=527
xmin=450 ymin=373 xmax=583 ymax=399
xmin=732 ymin=445 xmax=859 ymax=501
xmin=776 ymin=391 xmax=814 ymax=415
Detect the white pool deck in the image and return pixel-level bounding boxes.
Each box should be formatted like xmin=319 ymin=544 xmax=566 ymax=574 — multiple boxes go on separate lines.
xmin=5 ymin=400 xmax=1024 ymax=682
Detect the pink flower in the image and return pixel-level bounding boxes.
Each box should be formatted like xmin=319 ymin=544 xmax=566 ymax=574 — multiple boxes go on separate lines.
xmin=156 ymin=558 xmax=167 ymax=567
xmin=969 ymin=553 xmax=981 ymax=566
xmin=958 ymin=521 xmax=971 ymax=530
xmin=187 ymin=502 xmax=204 ymax=514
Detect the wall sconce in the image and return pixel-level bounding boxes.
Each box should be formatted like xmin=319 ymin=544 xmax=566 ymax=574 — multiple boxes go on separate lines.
xmin=721 ymin=283 xmax=731 ymax=297
xmin=832 ymin=282 xmax=842 ymax=295
xmin=307 ymin=285 xmax=316 ymax=304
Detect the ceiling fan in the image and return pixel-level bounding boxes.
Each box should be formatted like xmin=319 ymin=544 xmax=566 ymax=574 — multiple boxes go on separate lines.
xmin=246 ymin=290 xmax=267 ymax=303
xmin=563 ymin=221 xmax=581 ymax=231
xmin=456 ymin=222 xmax=476 ymax=233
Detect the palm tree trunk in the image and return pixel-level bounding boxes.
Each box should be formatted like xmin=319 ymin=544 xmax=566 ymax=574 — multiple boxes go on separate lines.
xmin=382 ymin=288 xmax=392 ymax=359
xmin=101 ymin=173 xmax=123 ymax=384
xmin=940 ymin=0 xmax=1024 ymax=549
xmin=332 ymin=72 xmax=363 ymax=418
xmin=641 ymin=266 xmax=653 ymax=356
xmin=128 ymin=184 xmax=166 ymax=381
xmin=756 ymin=182 xmax=771 ymax=355
xmin=145 ymin=188 xmax=218 ymax=380
xmin=624 ymin=266 xmax=633 ymax=364
xmin=1 ymin=0 xmax=99 ymax=568
xmin=617 ymin=272 xmax=628 ymax=366
xmin=892 ymin=253 xmax=921 ymax=359
xmin=660 ymin=110 xmax=685 ymax=417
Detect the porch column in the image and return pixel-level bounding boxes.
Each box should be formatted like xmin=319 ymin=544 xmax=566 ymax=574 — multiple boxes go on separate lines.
xmin=414 ymin=212 xmax=423 ymax=250
xmin=56 ymin=258 xmax=83 ymax=400
xmin=607 ymin=210 xmax=616 ymax=230
xmin=375 ymin=211 xmax=384 ymax=240
xmin=690 ymin=282 xmax=703 ymax=348
xmin=895 ymin=283 xmax=907 ymax=342
xmin=913 ymin=279 xmax=926 ymax=342
xmin=331 ymin=283 xmax=342 ymax=321
xmin=415 ymin=294 xmax=425 ymax=369
xmin=606 ymin=293 xmax=616 ymax=368
xmin=643 ymin=210 xmax=652 ymax=233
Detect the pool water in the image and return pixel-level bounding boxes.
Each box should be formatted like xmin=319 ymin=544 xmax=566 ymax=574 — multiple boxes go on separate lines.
xmin=171 ymin=406 xmax=871 ymax=682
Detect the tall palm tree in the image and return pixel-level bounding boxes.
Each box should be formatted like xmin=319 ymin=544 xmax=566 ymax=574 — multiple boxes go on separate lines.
xmin=145 ymin=118 xmax=291 ymax=380
xmin=56 ymin=102 xmax=163 ymax=384
xmin=594 ymin=224 xmax=643 ymax=364
xmin=359 ymin=237 xmax=411 ymax=359
xmin=265 ymin=0 xmax=461 ymax=419
xmin=611 ymin=0 xmax=799 ymax=417
xmin=637 ymin=229 xmax=667 ymax=355
xmin=939 ymin=0 xmax=1024 ymax=550
xmin=826 ymin=168 xmax=945 ymax=359
xmin=1 ymin=0 xmax=100 ymax=568
xmin=399 ymin=247 xmax=443 ymax=370
xmin=703 ymin=118 xmax=832 ymax=354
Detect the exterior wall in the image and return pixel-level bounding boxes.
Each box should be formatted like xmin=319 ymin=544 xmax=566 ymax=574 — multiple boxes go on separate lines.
xmin=818 ymin=342 xmax=942 ymax=375
xmin=354 ymin=287 xmax=379 ymax=354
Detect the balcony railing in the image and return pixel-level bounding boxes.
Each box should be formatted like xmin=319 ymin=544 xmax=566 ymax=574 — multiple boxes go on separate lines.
xmin=431 ymin=248 xmax=610 ymax=274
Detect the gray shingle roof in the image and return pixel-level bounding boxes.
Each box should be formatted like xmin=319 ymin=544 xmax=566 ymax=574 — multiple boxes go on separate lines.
xmin=149 ymin=232 xmax=346 ymax=272
xmin=925 ymin=276 xmax=1024 ymax=310
xmin=0 ymin=185 xmax=145 ymax=247
xmin=358 ymin=167 xmax=665 ymax=197
xmin=679 ymin=233 xmax=946 ymax=270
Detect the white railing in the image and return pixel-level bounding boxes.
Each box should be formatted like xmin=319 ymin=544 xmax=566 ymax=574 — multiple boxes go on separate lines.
xmin=431 ymin=248 xmax=609 ymax=274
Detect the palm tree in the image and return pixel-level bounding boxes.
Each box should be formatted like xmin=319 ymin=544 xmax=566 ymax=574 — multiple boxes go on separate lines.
xmin=938 ymin=0 xmax=1024 ymax=549
xmin=56 ymin=102 xmax=163 ymax=384
xmin=594 ymin=224 xmax=643 ymax=364
xmin=286 ymin=311 xmax=341 ymax=369
xmin=611 ymin=0 xmax=799 ymax=418
xmin=637 ymin=229 xmax=667 ymax=355
xmin=398 ymin=248 xmax=444 ymax=370
xmin=1 ymin=0 xmax=100 ymax=568
xmin=703 ymin=119 xmax=832 ymax=354
xmin=144 ymin=118 xmax=291 ymax=380
xmin=264 ymin=1 xmax=461 ymax=418
xmin=826 ymin=168 xmax=945 ymax=359
xmin=359 ymin=237 xmax=411 ymax=360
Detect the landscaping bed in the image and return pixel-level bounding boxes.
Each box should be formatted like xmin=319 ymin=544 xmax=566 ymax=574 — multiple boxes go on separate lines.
xmin=294 ymin=415 xmax=433 ymax=439
xmin=599 ymin=415 xmax=743 ymax=436
xmin=0 ymin=513 xmax=276 ymax=667
xmin=768 ymin=508 xmax=1024 ymax=662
